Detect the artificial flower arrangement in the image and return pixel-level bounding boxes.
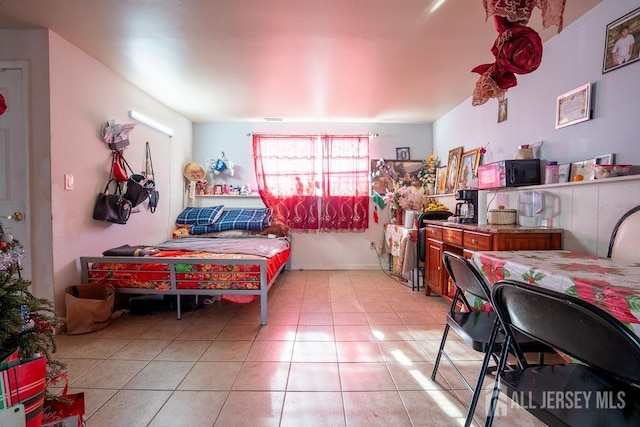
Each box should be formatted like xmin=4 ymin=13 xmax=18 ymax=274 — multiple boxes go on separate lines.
xmin=383 ymin=183 xmax=424 ymax=211
xmin=369 ymin=155 xmax=436 ymax=212
xmin=417 ymin=154 xmax=439 ymax=186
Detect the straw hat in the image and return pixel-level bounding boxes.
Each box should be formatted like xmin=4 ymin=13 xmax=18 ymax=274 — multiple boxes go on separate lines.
xmin=183 ymin=162 xmax=206 ymax=181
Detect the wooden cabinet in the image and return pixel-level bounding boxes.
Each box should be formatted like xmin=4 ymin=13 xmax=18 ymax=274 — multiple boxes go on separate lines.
xmin=422 ymin=222 xmax=562 ymax=299
xmin=425 ymin=238 xmax=444 ymax=297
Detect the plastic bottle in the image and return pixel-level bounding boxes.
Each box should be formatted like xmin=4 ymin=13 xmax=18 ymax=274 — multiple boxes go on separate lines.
xmin=545 ymin=161 xmax=559 ymax=184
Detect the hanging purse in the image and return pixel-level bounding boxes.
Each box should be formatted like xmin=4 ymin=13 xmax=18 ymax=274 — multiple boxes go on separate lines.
xmin=123 ymin=173 xmax=153 ymax=207
xmin=121 ymin=146 xmax=154 ymax=207
xmin=92 ymin=179 xmax=132 ymax=224
xmin=144 ymin=142 xmax=159 ymax=213
xmin=111 ymin=152 xmax=129 ymax=182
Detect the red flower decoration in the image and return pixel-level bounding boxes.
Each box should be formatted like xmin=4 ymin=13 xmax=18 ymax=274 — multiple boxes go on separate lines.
xmin=603 ymin=287 xmax=638 ymax=324
xmin=0 ymin=94 xmax=7 ymax=116
xmin=564 ymin=252 xmax=599 ymax=259
xmin=471 ymin=15 xmax=544 ymax=106
xmin=492 ymin=21 xmax=543 ymax=76
xmin=573 ymin=277 xmax=602 ymax=306
xmin=573 ymin=277 xmax=638 ymax=324
xmin=555 ymin=262 xmax=624 ymax=275
xmin=479 ymin=255 xmax=507 ymax=284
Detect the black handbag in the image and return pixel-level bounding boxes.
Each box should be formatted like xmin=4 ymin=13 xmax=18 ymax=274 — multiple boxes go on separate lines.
xmin=93 ymin=179 xmax=132 ymax=224
xmin=144 ymin=142 xmax=159 ymax=213
xmin=124 ymin=173 xmax=154 ymax=207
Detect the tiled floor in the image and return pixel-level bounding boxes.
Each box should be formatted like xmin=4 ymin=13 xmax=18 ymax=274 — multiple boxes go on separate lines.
xmin=53 ymin=270 xmax=545 ymax=426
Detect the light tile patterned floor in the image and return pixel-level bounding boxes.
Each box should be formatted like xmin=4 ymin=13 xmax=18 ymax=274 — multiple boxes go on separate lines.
xmin=53 ymin=270 xmax=545 ymax=426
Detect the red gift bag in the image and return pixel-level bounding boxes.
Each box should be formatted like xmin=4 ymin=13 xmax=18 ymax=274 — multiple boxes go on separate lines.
xmin=0 ymin=350 xmax=47 ymax=427
xmin=43 ymin=374 xmax=85 ymax=427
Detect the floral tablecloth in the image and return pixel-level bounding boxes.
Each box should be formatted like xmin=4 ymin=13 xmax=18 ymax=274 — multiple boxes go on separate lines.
xmin=470 ymin=250 xmax=640 ymax=337
xmin=383 ymin=224 xmax=418 ymax=282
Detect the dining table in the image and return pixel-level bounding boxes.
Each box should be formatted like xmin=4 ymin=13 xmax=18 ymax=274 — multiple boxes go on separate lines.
xmin=469 ymin=250 xmax=640 ymax=338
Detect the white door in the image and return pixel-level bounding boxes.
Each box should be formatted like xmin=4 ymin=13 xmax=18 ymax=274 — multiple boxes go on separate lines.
xmin=0 ymin=62 xmax=31 ymax=279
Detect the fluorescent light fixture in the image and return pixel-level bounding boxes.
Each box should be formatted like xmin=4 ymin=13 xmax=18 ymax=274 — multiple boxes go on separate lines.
xmin=128 ymin=110 xmax=174 ymax=137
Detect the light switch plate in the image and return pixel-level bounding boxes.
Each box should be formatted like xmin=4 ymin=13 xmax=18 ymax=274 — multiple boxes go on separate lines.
xmin=64 ymin=174 xmax=74 ymax=190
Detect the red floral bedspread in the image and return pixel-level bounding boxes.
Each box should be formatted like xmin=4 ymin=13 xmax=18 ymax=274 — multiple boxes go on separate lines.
xmin=87 ymin=248 xmax=290 ymax=291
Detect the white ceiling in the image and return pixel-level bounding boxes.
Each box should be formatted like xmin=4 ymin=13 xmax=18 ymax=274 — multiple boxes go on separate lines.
xmin=0 ymin=0 xmax=601 ymax=123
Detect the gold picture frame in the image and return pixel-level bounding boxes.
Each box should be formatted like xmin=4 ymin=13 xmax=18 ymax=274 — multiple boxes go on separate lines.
xmin=444 ymin=146 xmax=463 ymax=194
xmin=435 ymin=166 xmax=447 ymax=195
xmin=458 ymin=148 xmax=481 ymax=189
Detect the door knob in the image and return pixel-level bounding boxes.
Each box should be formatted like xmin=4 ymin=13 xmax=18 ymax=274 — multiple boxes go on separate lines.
xmin=1 ymin=212 xmax=24 ymax=221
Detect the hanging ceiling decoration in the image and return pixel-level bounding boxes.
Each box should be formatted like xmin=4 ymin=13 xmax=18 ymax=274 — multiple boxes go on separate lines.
xmin=471 ymin=0 xmax=567 ymax=106
xmin=0 ymin=94 xmax=7 ymax=116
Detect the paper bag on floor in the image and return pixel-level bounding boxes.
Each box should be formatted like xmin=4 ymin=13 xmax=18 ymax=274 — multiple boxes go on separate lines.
xmin=65 ymin=283 xmax=115 ymax=334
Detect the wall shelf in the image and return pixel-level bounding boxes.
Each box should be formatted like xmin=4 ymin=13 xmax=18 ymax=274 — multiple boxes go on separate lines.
xmin=427 ymin=174 xmax=640 ymax=196
xmin=190 ymin=194 xmax=264 ymax=208
xmin=196 ymin=194 xmax=261 ymax=198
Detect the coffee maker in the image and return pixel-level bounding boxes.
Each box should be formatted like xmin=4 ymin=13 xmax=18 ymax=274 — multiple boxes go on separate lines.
xmin=454 ymin=189 xmax=478 ymax=224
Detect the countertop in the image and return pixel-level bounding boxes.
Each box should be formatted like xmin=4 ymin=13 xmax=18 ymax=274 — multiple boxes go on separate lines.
xmin=423 ymin=219 xmax=563 ymax=234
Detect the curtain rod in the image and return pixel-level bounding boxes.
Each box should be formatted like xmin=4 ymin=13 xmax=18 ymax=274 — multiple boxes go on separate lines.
xmin=246 ymin=132 xmax=379 ymax=138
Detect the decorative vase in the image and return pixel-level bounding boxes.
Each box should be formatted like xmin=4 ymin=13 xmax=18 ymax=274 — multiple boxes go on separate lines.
xmin=427 ymin=183 xmax=435 ymax=195
xmin=395 ymin=208 xmax=404 ymax=225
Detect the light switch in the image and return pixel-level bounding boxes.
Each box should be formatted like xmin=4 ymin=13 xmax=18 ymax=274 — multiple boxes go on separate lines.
xmin=64 ymin=174 xmax=74 ymax=190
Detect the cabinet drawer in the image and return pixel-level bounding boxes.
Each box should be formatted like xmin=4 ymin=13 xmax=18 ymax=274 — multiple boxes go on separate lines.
xmin=463 ymin=231 xmax=492 ymax=251
xmin=443 ymin=227 xmax=463 ymax=246
xmin=426 ymin=225 xmax=443 ymax=240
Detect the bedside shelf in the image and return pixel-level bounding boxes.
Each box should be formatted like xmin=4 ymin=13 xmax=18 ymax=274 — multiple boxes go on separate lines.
xmin=190 ymin=194 xmax=265 ymax=208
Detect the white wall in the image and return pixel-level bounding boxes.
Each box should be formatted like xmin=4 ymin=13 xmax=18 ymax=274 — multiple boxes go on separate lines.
xmin=47 ymin=31 xmax=193 ymax=313
xmin=433 ymin=0 xmax=640 ymax=255
xmin=0 ymin=30 xmax=193 ymax=313
xmin=192 ymin=122 xmax=433 ymax=270
xmin=434 ymin=0 xmax=640 ymax=165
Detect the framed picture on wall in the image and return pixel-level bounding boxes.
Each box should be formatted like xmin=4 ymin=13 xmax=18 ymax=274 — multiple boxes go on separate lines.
xmin=458 ymin=148 xmax=481 ymax=189
xmin=370 ymin=160 xmax=423 ymax=195
xmin=444 ymin=146 xmax=463 ymax=194
xmin=602 ymin=7 xmax=640 ymax=73
xmin=435 ymin=166 xmax=447 ymax=195
xmin=558 ymin=163 xmax=571 ymax=183
xmin=595 ymin=153 xmax=615 ymax=165
xmin=396 ymin=147 xmax=410 ymax=160
xmin=555 ymin=83 xmax=592 ymax=129
xmin=569 ymin=159 xmax=597 ymax=182
xmin=497 ymin=98 xmax=508 ymax=123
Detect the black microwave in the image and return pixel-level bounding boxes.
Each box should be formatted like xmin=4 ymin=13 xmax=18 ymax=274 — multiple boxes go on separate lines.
xmin=477 ymin=159 xmax=541 ymax=189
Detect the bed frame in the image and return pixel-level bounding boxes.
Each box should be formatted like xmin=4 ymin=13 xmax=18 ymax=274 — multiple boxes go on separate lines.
xmin=79 ymin=255 xmax=287 ymax=325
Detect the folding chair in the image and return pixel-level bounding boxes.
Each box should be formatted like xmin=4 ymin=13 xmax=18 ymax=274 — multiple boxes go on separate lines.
xmin=487 ymin=280 xmax=640 ymax=427
xmin=431 ymin=252 xmax=549 ymax=427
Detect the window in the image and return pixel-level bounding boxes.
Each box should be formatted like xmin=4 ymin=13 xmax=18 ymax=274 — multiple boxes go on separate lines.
xmin=253 ymin=134 xmax=370 ymax=231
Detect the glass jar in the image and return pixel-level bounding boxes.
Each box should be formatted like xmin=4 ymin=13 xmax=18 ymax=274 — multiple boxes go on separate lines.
xmin=545 ymin=161 xmax=559 ymax=184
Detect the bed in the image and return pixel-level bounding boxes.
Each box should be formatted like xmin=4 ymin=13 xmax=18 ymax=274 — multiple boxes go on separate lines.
xmin=79 ymin=207 xmax=290 ymax=325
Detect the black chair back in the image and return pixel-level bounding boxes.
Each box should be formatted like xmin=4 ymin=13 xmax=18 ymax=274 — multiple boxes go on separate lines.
xmin=443 ymin=251 xmax=492 ymax=303
xmin=416 ymin=211 xmax=451 ymax=261
xmin=492 ymin=280 xmax=640 ymax=385
xmin=607 ymin=204 xmax=640 ymax=260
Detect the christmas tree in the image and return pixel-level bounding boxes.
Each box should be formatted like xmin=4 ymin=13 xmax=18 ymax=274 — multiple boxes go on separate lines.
xmin=0 ymin=221 xmax=65 ymax=382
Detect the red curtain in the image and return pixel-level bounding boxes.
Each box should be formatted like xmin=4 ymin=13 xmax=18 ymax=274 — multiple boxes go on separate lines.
xmin=252 ymin=134 xmax=369 ymax=232
xmin=253 ymin=134 xmax=320 ymax=230
xmin=320 ymin=135 xmax=369 ymax=232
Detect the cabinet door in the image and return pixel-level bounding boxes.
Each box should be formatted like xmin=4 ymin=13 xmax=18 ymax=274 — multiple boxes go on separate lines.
xmin=426 ymin=239 xmax=444 ymax=296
